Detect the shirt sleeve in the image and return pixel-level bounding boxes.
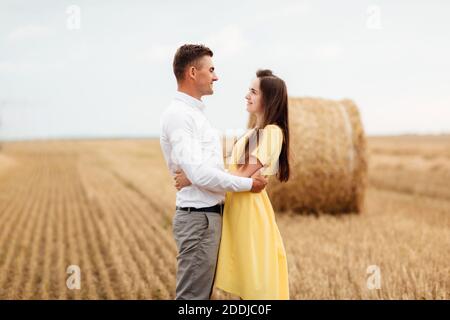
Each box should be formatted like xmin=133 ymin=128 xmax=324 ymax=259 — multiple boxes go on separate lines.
xmin=164 ymin=111 xmax=253 ymax=192
xmin=250 ymin=125 xmax=283 ymax=176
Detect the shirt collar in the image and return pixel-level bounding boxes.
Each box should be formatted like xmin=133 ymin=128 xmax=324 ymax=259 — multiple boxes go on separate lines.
xmin=174 ymin=91 xmax=206 ymax=111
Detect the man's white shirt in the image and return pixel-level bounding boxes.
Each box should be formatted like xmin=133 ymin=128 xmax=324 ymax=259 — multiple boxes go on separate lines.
xmin=160 ymin=91 xmax=253 ymax=208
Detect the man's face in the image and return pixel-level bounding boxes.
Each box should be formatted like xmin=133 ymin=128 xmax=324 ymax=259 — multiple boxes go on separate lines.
xmin=193 ymin=55 xmax=218 ymax=96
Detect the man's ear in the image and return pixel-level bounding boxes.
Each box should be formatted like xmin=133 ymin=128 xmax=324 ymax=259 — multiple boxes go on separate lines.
xmin=187 ymin=66 xmax=196 ymax=80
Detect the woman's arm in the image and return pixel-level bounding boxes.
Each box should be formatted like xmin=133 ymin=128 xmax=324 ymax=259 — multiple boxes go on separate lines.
xmin=228 ymin=156 xmax=264 ymax=178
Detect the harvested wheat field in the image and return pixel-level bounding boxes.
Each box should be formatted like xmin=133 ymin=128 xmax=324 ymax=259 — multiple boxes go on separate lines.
xmin=0 ymin=136 xmax=449 ymax=299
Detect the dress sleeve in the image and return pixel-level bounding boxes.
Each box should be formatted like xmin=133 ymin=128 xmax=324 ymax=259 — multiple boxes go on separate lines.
xmin=250 ymin=125 xmax=283 ymax=175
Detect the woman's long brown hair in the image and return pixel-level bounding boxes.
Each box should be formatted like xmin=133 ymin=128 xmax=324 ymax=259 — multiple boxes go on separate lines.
xmin=238 ymin=69 xmax=290 ymax=182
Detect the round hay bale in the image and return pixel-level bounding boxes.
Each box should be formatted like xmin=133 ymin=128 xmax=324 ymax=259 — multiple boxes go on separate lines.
xmin=248 ymin=97 xmax=368 ymax=214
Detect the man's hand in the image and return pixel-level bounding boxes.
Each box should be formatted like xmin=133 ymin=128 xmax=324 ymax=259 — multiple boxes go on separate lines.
xmin=174 ymin=169 xmax=192 ymax=191
xmin=250 ymin=171 xmax=268 ymax=193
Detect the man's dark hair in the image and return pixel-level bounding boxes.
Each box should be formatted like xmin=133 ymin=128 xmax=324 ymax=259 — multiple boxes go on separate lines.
xmin=173 ymin=44 xmax=213 ymax=82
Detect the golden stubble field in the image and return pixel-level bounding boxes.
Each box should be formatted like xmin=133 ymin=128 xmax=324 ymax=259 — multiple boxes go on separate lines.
xmin=0 ymin=135 xmax=449 ymax=299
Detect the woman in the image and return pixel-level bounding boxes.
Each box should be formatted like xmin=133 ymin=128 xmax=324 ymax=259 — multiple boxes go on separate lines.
xmin=175 ymin=69 xmax=290 ymax=300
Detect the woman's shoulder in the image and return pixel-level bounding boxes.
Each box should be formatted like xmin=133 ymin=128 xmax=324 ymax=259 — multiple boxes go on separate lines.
xmin=263 ymin=123 xmax=281 ymax=129
xmin=257 ymin=124 xmax=283 ymax=148
xmin=262 ymin=124 xmax=283 ymax=135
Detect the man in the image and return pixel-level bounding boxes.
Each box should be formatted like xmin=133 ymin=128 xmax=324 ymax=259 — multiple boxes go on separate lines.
xmin=160 ymin=44 xmax=267 ymax=300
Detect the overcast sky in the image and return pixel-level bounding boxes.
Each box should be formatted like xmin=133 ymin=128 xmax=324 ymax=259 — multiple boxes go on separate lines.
xmin=0 ymin=0 xmax=449 ymax=140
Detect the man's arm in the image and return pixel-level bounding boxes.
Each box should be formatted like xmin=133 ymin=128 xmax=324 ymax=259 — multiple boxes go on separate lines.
xmin=164 ymin=111 xmax=253 ymax=193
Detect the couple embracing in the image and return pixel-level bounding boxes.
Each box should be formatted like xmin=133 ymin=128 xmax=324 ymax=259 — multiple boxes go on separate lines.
xmin=160 ymin=44 xmax=290 ymax=300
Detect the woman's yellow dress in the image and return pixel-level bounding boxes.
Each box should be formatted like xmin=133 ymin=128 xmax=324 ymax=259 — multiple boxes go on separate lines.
xmin=214 ymin=124 xmax=289 ymax=300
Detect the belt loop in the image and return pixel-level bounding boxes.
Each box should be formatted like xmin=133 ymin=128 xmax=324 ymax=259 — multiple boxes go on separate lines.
xmin=187 ymin=207 xmax=191 ymax=213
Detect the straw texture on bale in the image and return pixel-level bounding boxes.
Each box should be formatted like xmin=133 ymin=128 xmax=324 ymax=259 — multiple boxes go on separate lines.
xmin=246 ymin=97 xmax=367 ymax=214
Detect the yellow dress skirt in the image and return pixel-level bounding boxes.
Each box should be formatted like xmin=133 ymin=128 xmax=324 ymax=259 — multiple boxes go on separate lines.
xmin=213 ymin=125 xmax=289 ymax=300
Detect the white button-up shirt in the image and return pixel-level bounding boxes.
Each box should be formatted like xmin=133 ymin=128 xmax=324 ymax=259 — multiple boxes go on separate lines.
xmin=160 ymin=91 xmax=253 ymax=208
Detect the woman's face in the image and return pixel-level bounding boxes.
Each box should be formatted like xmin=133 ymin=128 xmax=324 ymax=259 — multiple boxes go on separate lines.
xmin=245 ymin=78 xmax=264 ymax=115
